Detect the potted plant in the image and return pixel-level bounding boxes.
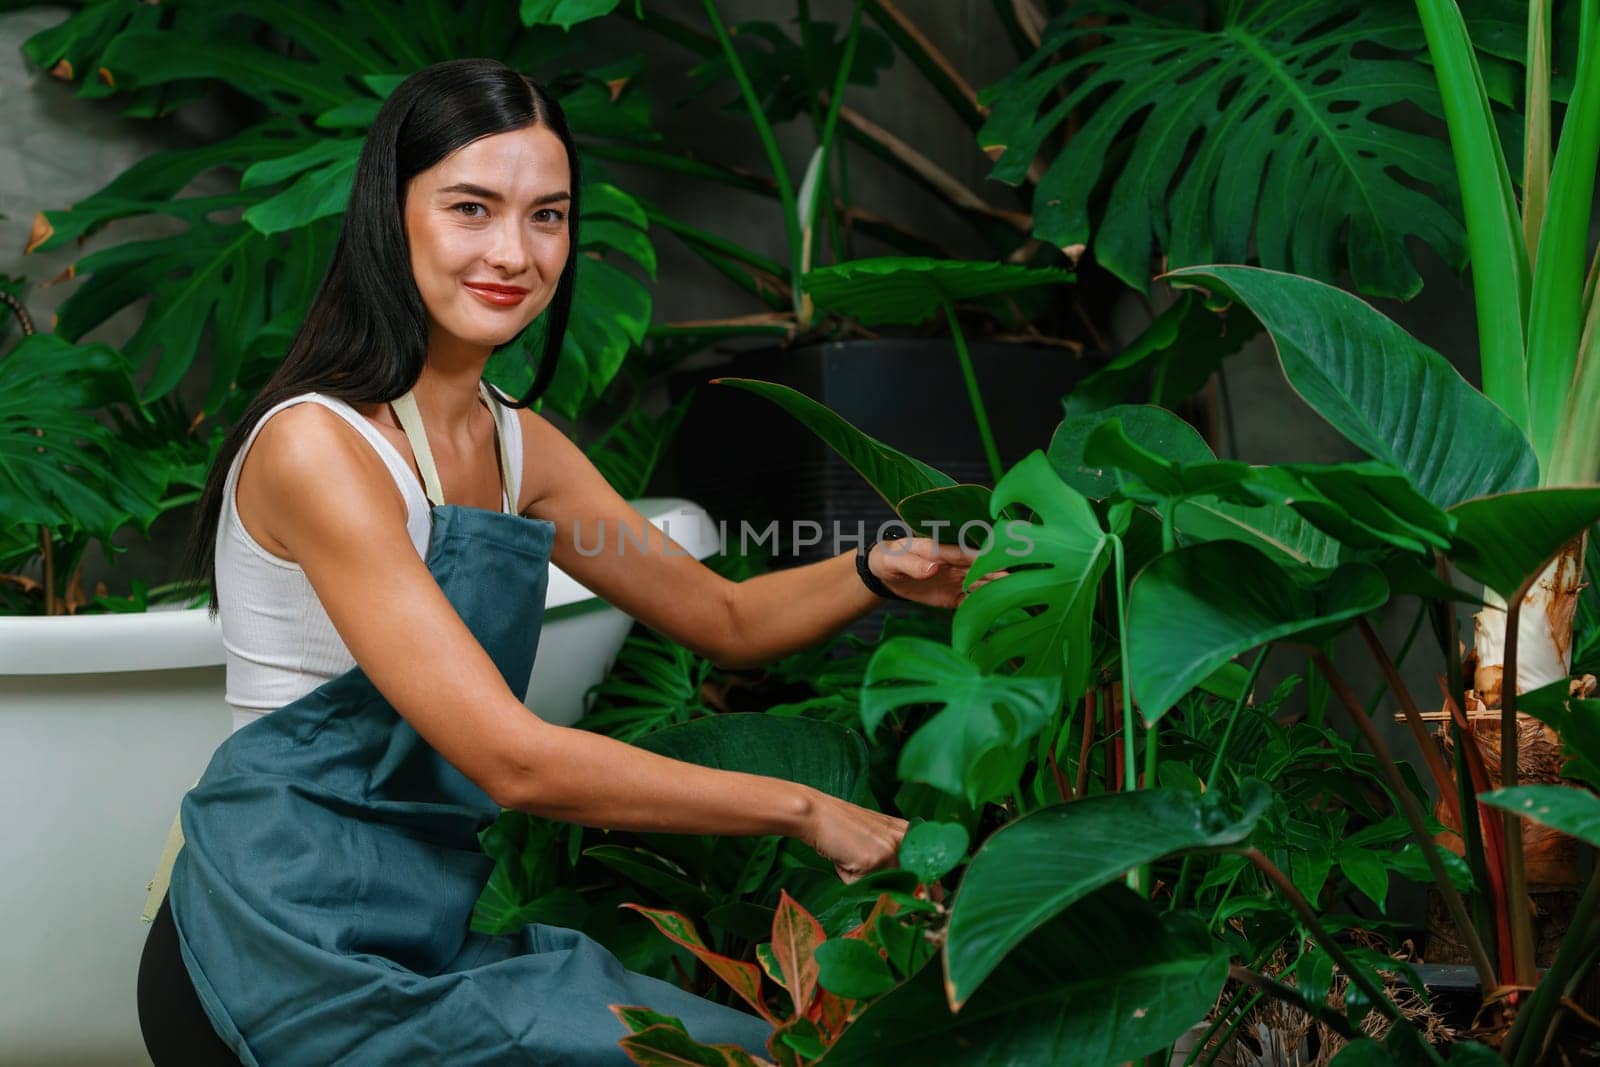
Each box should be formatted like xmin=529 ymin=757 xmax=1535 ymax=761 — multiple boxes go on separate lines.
xmin=0 ymin=4 xmax=726 ymax=1061
xmin=638 ymin=0 xmax=1511 ymax=584
xmin=563 ymin=4 xmax=1600 ymax=1062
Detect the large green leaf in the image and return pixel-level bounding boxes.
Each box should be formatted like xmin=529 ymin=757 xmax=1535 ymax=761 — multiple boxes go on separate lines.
xmin=1050 ymin=404 xmax=1340 ymax=566
xmin=1415 ymin=0 xmax=1529 ymax=429
xmin=0 ymin=335 xmax=164 ymax=542
xmin=861 ymin=637 xmax=1061 ymax=807
xmin=1063 ymin=292 xmax=1259 ymax=416
xmin=1083 ymin=416 xmax=1249 ymax=503
xmin=824 ymin=885 xmax=1228 ymax=1066
xmin=1480 ymin=784 xmax=1600 ymax=847
xmin=634 ymin=713 xmax=871 ymax=808
xmin=1519 ymin=681 xmax=1600 ymax=789
xmin=800 ymin=258 xmax=1073 ymax=327
xmin=1245 ymin=462 xmax=1455 ymax=554
xmin=1169 ymin=265 xmax=1538 ymax=506
xmin=1171 ymin=496 xmax=1341 ymax=570
xmin=894 ymin=485 xmax=995 ymax=547
xmin=711 ymin=378 xmax=957 ymax=511
xmin=521 ymin=0 xmax=622 ymax=31
xmin=1447 ymin=486 xmax=1600 ymax=598
xmin=1048 ymin=404 xmax=1215 ymax=500
xmin=1523 ymin=0 xmax=1600 ymax=472
xmin=941 ymin=784 xmax=1268 ymax=1007
xmin=1128 ymin=541 xmax=1388 ymax=722
xmin=951 ymin=450 xmax=1110 ymax=704
xmin=980 ymin=1 xmax=1465 ymax=298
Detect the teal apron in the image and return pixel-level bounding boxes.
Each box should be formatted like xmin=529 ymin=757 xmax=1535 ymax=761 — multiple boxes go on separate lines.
xmin=166 ymin=387 xmax=775 ymax=1064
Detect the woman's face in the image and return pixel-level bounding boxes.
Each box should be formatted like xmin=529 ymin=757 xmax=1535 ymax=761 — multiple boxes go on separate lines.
xmin=402 ymin=123 xmax=571 ymax=354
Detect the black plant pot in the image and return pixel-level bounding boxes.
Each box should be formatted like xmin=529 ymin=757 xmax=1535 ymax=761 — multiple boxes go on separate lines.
xmin=655 ymin=337 xmax=1092 ymax=640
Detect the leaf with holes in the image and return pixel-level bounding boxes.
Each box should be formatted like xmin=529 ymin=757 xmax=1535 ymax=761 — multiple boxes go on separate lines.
xmin=862 ymin=637 xmax=1062 ymax=807
xmin=981 ymin=1 xmax=1465 ymax=298
xmin=952 ymin=450 xmax=1110 ymax=704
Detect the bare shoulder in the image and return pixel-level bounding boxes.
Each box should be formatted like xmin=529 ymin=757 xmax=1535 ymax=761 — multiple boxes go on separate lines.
xmin=236 ymin=401 xmax=409 ymax=562
xmin=510 ymin=403 xmax=585 ymax=514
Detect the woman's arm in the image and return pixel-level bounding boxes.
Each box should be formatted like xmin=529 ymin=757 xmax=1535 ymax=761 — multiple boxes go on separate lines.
xmin=517 ymin=408 xmax=988 ymax=671
xmin=249 ymin=405 xmax=904 ymax=880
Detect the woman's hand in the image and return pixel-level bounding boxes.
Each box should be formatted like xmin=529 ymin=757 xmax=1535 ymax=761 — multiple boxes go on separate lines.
xmin=869 ymin=536 xmax=1010 ymax=609
xmin=796 ymin=788 xmax=910 ymax=884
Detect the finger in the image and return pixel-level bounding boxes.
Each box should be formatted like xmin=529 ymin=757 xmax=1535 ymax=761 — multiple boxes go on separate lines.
xmin=936 ymin=542 xmax=981 ymax=564
xmin=894 ymin=554 xmax=942 ymax=580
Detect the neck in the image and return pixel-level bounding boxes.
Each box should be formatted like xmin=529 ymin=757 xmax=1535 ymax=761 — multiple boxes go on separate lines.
xmin=415 ymin=323 xmax=493 ymax=438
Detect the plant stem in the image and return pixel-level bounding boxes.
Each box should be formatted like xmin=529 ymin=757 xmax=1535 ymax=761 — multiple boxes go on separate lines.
xmin=1239 ymin=848 xmax=1408 ymax=1028
xmin=940 ymin=297 xmax=1003 ymax=484
xmin=1206 ymin=648 xmax=1268 ymax=787
xmin=1364 ymin=599 xmax=1427 ymax=715
xmin=797 ymin=0 xmax=863 ymax=307
xmin=1308 ymin=649 xmax=1498 ymax=989
xmin=1357 ymin=618 xmax=1463 ymax=829
xmin=1434 ymin=553 xmax=1499 ymax=954
xmin=1504 ymin=864 xmax=1600 ymax=1065
xmin=39 ymin=526 xmax=55 ymax=617
xmin=700 ymin=0 xmax=805 ymax=318
xmin=1074 ymin=689 xmax=1095 ymax=799
xmin=1227 ymin=964 xmax=1361 ymax=1042
xmin=1500 ymin=566 xmax=1544 ymax=987
xmin=1143 ymin=719 xmax=1158 ymax=791
xmin=1190 ymin=990 xmax=1263 ymax=1067
xmin=1438 ymin=679 xmax=1515 ymax=983
xmin=1170 ymin=650 xmax=1270 ymax=912
xmin=1113 ymin=534 xmax=1141 ymax=892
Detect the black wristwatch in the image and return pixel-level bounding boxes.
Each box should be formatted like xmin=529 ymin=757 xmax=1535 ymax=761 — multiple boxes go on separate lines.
xmin=856 ymin=527 xmax=909 ymax=601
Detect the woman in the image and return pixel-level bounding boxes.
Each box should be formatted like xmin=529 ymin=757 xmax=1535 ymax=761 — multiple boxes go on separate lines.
xmin=136 ymin=58 xmax=992 ymax=1066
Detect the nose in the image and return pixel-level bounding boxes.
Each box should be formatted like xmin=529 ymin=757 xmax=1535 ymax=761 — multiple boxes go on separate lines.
xmin=483 ymin=216 xmax=532 ymax=277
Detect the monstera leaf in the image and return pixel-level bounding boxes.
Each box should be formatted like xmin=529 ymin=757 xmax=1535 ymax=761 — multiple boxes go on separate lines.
xmin=801 ymin=258 xmax=1074 ymax=326
xmin=980 ymin=0 xmax=1466 ymax=298
xmin=862 ymin=636 xmax=1062 ymax=806
xmin=24 ymin=3 xmax=659 ymax=421
xmin=952 ymin=451 xmax=1110 ymax=704
xmin=0 ymin=335 xmax=164 ymax=543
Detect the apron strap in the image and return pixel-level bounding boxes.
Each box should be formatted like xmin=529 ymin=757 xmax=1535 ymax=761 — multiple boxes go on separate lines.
xmin=389 ymin=382 xmax=516 ymax=513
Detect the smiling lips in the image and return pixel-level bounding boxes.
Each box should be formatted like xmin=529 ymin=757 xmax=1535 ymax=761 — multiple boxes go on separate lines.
xmin=463 ymin=281 xmax=530 ymax=307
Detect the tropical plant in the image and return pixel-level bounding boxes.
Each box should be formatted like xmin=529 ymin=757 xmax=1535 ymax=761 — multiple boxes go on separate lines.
xmin=685 ymin=6 xmax=1600 ymax=1045
xmin=976 ymin=0 xmax=1528 ymax=301
xmin=1170 ymin=0 xmax=1600 ymax=1004
xmin=2 ymin=0 xmax=680 ymax=613
xmin=0 ymin=288 xmax=197 ymax=615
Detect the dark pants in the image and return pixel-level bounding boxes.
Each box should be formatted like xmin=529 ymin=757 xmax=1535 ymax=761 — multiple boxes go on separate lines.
xmin=137 ymin=891 xmax=241 ymax=1066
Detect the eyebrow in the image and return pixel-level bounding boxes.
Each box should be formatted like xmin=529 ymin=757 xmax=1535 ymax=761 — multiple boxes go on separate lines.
xmin=436 ymin=182 xmax=571 ymax=206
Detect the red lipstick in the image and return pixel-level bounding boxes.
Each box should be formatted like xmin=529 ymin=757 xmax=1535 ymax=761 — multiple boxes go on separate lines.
xmin=464 ymin=281 xmax=529 ymax=307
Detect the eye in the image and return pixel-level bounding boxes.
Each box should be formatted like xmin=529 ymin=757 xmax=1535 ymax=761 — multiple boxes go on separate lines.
xmin=534 ymin=208 xmax=566 ymax=224
xmin=452 ymin=202 xmax=487 ymax=218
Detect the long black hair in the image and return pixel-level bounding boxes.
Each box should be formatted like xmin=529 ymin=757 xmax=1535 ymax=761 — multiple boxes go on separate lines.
xmin=176 ymin=57 xmax=581 ymax=614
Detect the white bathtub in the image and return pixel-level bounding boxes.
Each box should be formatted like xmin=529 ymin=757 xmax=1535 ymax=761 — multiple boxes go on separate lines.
xmin=0 ymin=498 xmax=720 ymax=1066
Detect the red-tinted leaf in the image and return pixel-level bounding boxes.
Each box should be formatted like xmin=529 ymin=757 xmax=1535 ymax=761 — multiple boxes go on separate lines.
xmin=621 ymin=903 xmax=777 ymax=1023
xmin=841 ymin=893 xmax=898 ymax=950
xmin=755 ymin=942 xmax=784 ymax=988
xmin=610 ymin=1004 xmax=688 ymax=1037
xmin=617 ymin=1022 xmax=773 ymax=1067
xmin=770 ymin=890 xmax=825 ymax=1014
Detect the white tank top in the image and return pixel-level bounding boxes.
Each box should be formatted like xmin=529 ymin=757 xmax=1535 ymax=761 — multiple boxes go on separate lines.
xmin=216 ymin=382 xmax=523 ymax=734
